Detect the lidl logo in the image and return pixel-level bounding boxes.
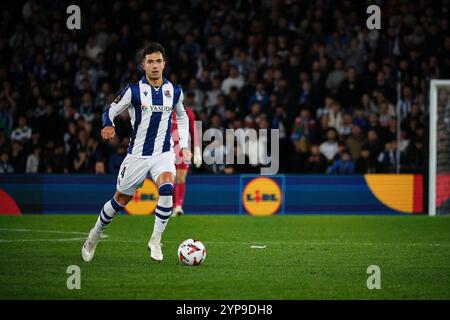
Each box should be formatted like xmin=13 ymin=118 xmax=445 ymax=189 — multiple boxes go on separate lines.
xmin=125 ymin=178 xmax=159 ymax=215
xmin=242 ymin=177 xmax=282 ymax=216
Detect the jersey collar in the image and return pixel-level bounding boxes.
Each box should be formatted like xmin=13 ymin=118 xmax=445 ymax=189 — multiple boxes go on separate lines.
xmin=141 ymin=76 xmax=169 ymax=86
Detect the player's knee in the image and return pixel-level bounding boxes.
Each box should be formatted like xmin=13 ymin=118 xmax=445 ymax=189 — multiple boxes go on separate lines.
xmin=117 ymin=199 xmax=129 ymax=207
xmin=115 ymin=192 xmax=132 ymax=207
xmin=158 ymin=183 xmax=174 ymax=196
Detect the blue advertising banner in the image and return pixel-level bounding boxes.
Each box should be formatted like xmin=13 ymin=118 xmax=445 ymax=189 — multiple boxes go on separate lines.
xmin=0 ymin=174 xmax=411 ymax=215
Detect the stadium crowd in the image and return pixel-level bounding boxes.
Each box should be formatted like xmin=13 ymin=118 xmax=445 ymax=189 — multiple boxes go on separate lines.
xmin=0 ymin=0 xmax=449 ymax=174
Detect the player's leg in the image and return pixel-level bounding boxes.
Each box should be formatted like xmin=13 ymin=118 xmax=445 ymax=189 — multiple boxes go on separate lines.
xmin=148 ymin=171 xmax=174 ymax=261
xmin=82 ymin=155 xmax=147 ymax=262
xmin=173 ymin=167 xmax=188 ymax=216
xmin=82 ymin=191 xmax=131 ymax=262
xmin=147 ymin=152 xmax=176 ymax=261
xmin=90 ymin=191 xmax=130 ymax=236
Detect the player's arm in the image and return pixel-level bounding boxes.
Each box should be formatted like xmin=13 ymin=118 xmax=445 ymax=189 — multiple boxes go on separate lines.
xmin=188 ymin=109 xmax=202 ymax=168
xmin=101 ymin=85 xmax=132 ymax=141
xmin=174 ymin=90 xmax=191 ymax=162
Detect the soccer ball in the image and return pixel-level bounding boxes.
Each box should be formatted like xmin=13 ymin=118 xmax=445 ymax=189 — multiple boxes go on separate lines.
xmin=178 ymin=239 xmax=206 ymax=266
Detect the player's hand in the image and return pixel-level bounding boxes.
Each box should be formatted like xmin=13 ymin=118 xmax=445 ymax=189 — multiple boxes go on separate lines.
xmin=182 ymin=148 xmax=192 ymax=164
xmin=193 ymin=146 xmax=202 ymax=168
xmin=101 ymin=126 xmax=116 ymax=142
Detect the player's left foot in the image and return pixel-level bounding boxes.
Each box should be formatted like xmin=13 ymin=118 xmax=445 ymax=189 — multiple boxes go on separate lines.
xmin=148 ymin=239 xmax=163 ymax=262
xmin=82 ymin=229 xmax=101 ymax=262
xmin=172 ymin=206 xmax=184 ymax=217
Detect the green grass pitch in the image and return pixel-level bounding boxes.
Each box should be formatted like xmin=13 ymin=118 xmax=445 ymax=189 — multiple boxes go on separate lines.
xmin=0 ymin=214 xmax=449 ymax=299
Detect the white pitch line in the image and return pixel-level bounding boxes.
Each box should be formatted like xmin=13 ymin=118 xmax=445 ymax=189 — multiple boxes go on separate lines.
xmin=0 ymin=238 xmax=87 ymax=243
xmin=98 ymin=239 xmax=450 ymax=247
xmin=0 ymin=228 xmax=109 ymax=243
xmin=0 ymin=228 xmax=86 ymax=235
xmin=2 ymin=228 xmax=445 ymax=247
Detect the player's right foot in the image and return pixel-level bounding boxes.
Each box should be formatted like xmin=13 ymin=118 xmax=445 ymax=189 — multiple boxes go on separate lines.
xmin=82 ymin=229 xmax=101 ymax=262
xmin=148 ymin=239 xmax=163 ymax=262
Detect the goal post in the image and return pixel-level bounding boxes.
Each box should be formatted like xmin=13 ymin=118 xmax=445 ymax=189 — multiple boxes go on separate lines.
xmin=428 ymin=80 xmax=450 ymax=216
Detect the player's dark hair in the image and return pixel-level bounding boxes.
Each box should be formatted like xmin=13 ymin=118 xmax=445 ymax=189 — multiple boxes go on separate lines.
xmin=140 ymin=43 xmax=165 ymax=61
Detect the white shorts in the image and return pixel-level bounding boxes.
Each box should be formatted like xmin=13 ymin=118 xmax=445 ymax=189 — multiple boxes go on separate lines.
xmin=116 ymin=151 xmax=176 ymax=196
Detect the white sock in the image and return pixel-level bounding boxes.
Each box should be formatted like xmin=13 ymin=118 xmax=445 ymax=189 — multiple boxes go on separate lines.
xmin=92 ymin=197 xmax=124 ymax=236
xmin=151 ymin=185 xmax=173 ymax=243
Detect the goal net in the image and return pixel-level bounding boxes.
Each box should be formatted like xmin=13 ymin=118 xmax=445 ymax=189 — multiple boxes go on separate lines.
xmin=429 ymin=80 xmax=450 ymax=216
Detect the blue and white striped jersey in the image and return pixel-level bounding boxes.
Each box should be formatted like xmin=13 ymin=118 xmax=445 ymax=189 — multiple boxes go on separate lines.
xmin=102 ymin=76 xmax=189 ymax=157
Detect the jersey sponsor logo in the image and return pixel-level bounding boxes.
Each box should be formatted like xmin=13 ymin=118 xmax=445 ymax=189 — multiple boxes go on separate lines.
xmin=242 ymin=177 xmax=282 ymax=216
xmin=141 ymin=104 xmax=172 ymax=112
xmin=125 ymin=178 xmax=159 ymax=215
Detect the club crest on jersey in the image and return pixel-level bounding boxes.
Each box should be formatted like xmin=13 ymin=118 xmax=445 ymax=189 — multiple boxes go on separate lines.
xmin=164 ymin=90 xmax=171 ymax=98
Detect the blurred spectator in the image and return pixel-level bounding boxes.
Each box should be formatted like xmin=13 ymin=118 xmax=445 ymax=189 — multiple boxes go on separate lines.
xmin=26 ymin=147 xmax=41 ymax=173
xmin=304 ymin=144 xmax=328 ymax=174
xmin=338 ymin=67 xmax=362 ymax=110
xmin=79 ymin=93 xmax=95 ymax=123
xmin=355 ymin=148 xmax=377 ymax=174
xmin=328 ymin=102 xmax=344 ymax=132
xmin=0 ymin=152 xmax=14 ymax=173
xmin=11 ymin=116 xmax=32 ymax=143
xmin=403 ymin=138 xmax=425 ymax=173
xmin=378 ymin=102 xmax=395 ymax=128
xmin=248 ymin=83 xmax=269 ymax=111
xmin=87 ymin=137 xmax=103 ymax=171
xmin=326 ymin=150 xmax=355 ymax=174
xmin=108 ymin=144 xmax=127 ymax=174
xmin=297 ymin=81 xmax=313 ymax=110
xmin=290 ymin=109 xmax=316 ymax=171
xmin=352 ymin=108 xmax=369 ymax=132
xmin=0 ymin=98 xmax=13 ymax=134
xmin=50 ymin=145 xmax=68 ymax=173
xmin=320 ymin=128 xmax=339 ymax=162
xmin=397 ymin=85 xmax=415 ymax=119
xmin=185 ymin=78 xmax=204 ymax=111
xmin=363 ymin=129 xmax=383 ymax=162
xmin=60 ymin=97 xmax=79 ymax=122
xmin=64 ymin=121 xmax=78 ymax=162
xmin=180 ymin=32 xmax=200 ymax=61
xmin=10 ymin=141 xmax=26 ymax=173
xmin=360 ymin=93 xmax=377 ymax=116
xmin=73 ymin=150 xmax=90 ymax=173
xmin=205 ymin=77 xmax=222 ymax=109
xmin=325 ymin=59 xmax=346 ymax=95
xmin=339 ymin=113 xmax=354 ymax=138
xmin=346 ymin=125 xmax=365 ymax=160
xmin=221 ymin=66 xmax=244 ymax=95
xmin=95 ymin=160 xmax=106 ymax=174
xmin=86 ymin=37 xmax=103 ymax=62
xmin=377 ymin=140 xmax=400 ymax=173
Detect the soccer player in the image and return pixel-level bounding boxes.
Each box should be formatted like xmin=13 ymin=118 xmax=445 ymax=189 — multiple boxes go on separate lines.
xmin=172 ymin=106 xmax=202 ymax=216
xmin=82 ymin=43 xmax=191 ymax=262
